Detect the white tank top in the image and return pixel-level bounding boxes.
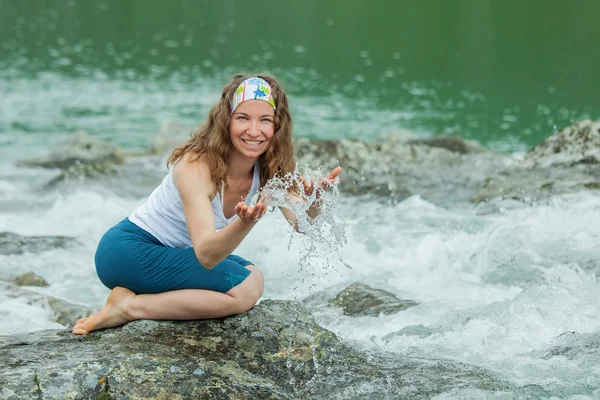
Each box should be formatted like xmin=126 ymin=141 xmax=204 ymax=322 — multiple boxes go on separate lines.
xmin=129 ymin=160 xmax=261 ymax=248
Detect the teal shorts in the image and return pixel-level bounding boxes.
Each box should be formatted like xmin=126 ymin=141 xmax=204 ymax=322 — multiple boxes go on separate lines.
xmin=95 ymin=218 xmax=252 ymax=294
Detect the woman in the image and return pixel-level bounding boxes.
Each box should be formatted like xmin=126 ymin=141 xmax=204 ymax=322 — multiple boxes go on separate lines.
xmin=72 ymin=74 xmax=341 ymax=335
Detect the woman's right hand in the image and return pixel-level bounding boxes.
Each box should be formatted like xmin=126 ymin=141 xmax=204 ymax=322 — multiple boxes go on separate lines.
xmin=235 ymin=200 xmax=267 ymax=224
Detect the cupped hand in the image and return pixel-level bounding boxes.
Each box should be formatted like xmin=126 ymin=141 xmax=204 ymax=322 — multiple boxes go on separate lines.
xmin=235 ymin=199 xmax=268 ymax=223
xmin=299 ymin=166 xmax=342 ymax=199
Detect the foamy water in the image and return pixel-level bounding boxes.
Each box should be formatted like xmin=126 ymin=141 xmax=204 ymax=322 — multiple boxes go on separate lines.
xmin=2 ymin=154 xmax=600 ymax=397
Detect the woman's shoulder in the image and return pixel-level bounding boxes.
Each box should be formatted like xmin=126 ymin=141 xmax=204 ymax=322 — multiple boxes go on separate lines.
xmin=173 ymin=152 xmax=210 ymax=171
xmin=172 ymin=153 xmax=215 ymax=193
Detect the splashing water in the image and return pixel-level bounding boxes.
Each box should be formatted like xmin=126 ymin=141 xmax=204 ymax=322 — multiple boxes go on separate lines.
xmin=258 ymin=167 xmax=350 ymax=271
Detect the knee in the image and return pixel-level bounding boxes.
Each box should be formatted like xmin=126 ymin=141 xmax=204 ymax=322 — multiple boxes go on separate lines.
xmin=235 ymin=267 xmax=264 ymax=313
xmin=249 ymin=266 xmax=265 ymax=293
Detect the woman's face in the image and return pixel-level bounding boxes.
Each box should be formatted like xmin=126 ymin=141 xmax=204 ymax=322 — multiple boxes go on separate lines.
xmin=229 ymin=100 xmax=275 ymax=159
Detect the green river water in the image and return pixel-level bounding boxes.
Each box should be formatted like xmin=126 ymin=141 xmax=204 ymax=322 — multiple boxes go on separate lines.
xmin=1 ymin=0 xmax=599 ymax=152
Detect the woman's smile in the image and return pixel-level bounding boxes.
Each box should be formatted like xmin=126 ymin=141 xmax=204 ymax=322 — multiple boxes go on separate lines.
xmin=241 ymin=139 xmax=265 ymax=148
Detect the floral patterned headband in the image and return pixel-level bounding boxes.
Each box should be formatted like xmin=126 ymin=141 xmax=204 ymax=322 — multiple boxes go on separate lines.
xmin=230 ymin=77 xmax=277 ymax=113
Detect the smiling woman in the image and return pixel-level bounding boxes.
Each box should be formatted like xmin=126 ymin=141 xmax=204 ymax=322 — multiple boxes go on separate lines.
xmin=72 ymin=73 xmax=341 ymax=335
xmin=230 ymin=101 xmax=275 ymax=158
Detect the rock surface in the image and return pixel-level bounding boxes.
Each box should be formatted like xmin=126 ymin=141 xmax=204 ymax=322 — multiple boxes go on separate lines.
xmin=0 ymin=232 xmax=75 ymax=255
xmin=295 ymin=120 xmax=600 ymax=205
xmin=330 ymin=283 xmax=419 ymax=317
xmin=523 ymin=120 xmax=600 ymax=168
xmin=17 ymin=130 xmax=125 ymax=182
xmin=473 ymin=120 xmax=600 ymax=203
xmin=472 ymin=164 xmax=600 ymax=203
xmin=0 ymin=300 xmax=512 ymax=399
xmin=539 ymin=329 xmax=600 ymax=361
xmin=13 ymin=272 xmax=49 ymax=287
xmin=407 ymin=135 xmax=485 ymax=154
xmin=46 ymin=296 xmax=94 ymax=328
xmin=294 ymin=132 xmax=504 ymax=205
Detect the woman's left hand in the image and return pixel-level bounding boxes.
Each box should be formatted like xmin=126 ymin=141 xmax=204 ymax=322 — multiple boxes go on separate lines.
xmin=235 ymin=198 xmax=268 ymax=224
xmin=299 ymin=166 xmax=342 ymax=200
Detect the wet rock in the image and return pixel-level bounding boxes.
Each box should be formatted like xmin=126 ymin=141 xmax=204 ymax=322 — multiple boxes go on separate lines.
xmin=17 ymin=130 xmax=125 ymax=181
xmin=46 ymin=296 xmax=94 ymax=328
xmin=0 ymin=300 xmax=511 ymax=399
xmin=0 ymin=232 xmax=75 ymax=255
xmin=295 ymin=133 xmax=503 ymax=205
xmin=473 ymin=121 xmax=600 ymax=203
xmin=342 ymin=179 xmax=413 ymax=200
xmin=294 ymin=132 xmax=467 ymax=176
xmin=538 ymin=329 xmax=600 ymax=360
xmin=13 ymin=272 xmax=49 ymax=287
xmin=331 ymin=283 xmax=419 ymax=317
xmin=407 ymin=135 xmax=485 ymax=154
xmin=384 ymin=324 xmax=436 ymax=340
xmin=0 ymin=282 xmax=93 ymax=328
xmin=296 ymin=120 xmax=600 ymax=205
xmin=523 ymin=120 xmax=600 ymax=168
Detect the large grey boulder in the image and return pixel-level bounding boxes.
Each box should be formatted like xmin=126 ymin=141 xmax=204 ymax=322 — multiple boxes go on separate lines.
xmin=472 ymin=164 xmax=600 ymax=203
xmin=0 ymin=300 xmax=512 ymax=399
xmin=294 ymin=132 xmax=503 ymax=205
xmin=474 ymin=120 xmax=600 ymax=203
xmin=295 ymin=120 xmax=600 ymax=205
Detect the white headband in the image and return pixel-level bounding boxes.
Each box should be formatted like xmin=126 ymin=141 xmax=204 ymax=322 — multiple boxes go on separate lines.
xmin=230 ymin=77 xmax=277 ymax=113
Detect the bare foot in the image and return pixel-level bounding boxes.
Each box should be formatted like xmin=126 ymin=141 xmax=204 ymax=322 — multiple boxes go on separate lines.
xmin=72 ymin=287 xmax=136 ymax=335
xmin=74 ymin=313 xmax=97 ymax=326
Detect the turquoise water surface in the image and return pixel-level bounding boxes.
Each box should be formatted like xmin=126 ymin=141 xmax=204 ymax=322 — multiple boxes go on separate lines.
xmin=1 ymin=0 xmax=599 ymax=155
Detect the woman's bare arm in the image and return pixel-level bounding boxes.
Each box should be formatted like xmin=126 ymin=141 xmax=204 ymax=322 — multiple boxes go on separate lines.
xmin=279 ymin=206 xmax=300 ymax=233
xmin=173 ymin=157 xmax=260 ymax=269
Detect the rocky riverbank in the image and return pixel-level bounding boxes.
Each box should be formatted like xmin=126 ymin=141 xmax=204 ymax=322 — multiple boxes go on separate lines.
xmin=15 ymin=120 xmax=600 ymax=206
xmin=1 ymin=300 xmax=515 ymax=400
